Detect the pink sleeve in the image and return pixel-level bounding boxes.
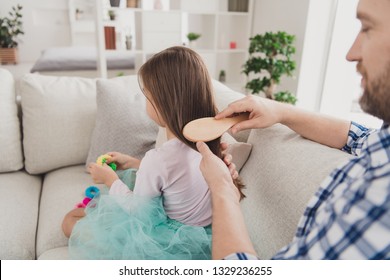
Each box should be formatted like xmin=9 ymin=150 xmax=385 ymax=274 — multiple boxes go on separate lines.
xmin=109 ymin=179 xmax=132 ymax=195
xmin=133 ymin=149 xmax=166 ymax=198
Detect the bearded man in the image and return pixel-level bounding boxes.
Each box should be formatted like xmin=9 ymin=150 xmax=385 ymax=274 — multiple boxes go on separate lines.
xmin=197 ymin=0 xmax=390 ymax=259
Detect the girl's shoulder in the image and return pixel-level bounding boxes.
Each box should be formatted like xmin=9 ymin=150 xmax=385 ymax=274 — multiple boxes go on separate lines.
xmin=144 ymin=138 xmax=198 ymax=168
xmin=154 ymin=138 xmax=189 ymax=153
xmin=141 ymin=139 xmax=182 ymax=164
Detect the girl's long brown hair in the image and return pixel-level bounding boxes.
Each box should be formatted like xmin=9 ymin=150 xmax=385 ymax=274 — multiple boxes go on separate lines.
xmin=138 ymin=46 xmax=245 ymax=200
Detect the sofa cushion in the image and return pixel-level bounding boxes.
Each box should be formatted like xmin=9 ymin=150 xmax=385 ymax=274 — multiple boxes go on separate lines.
xmin=36 ymin=165 xmax=103 ymax=258
xmin=0 ymin=171 xmax=42 ymax=259
xmin=20 ymin=74 xmax=97 ymax=174
xmin=221 ymin=133 xmax=252 ymax=172
xmin=212 ymin=79 xmax=245 ymax=111
xmin=212 ymin=80 xmax=250 ymax=143
xmin=38 ymin=247 xmax=68 ymax=260
xmin=240 ymin=124 xmax=353 ymax=259
xmin=0 ymin=68 xmax=24 ymax=172
xmin=86 ymin=76 xmax=158 ymax=167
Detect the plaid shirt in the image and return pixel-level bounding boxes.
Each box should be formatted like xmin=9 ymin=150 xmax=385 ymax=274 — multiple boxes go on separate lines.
xmin=225 ymin=122 xmax=390 ymax=260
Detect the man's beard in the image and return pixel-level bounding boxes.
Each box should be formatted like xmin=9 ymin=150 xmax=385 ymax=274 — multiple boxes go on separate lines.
xmin=359 ymin=62 xmax=390 ymax=124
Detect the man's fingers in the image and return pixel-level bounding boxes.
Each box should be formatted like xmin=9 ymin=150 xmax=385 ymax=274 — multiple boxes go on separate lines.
xmin=216 ymin=96 xmax=254 ymax=120
xmin=215 ymin=107 xmax=236 ymax=120
xmin=223 ymin=154 xmax=233 ymax=165
xmin=196 ymin=141 xmax=213 ymax=157
xmin=229 ymin=163 xmax=238 ymax=179
xmin=220 ymin=142 xmax=229 ymax=151
xmin=231 ymin=119 xmax=259 ymax=134
xmin=215 ymin=100 xmax=244 ymax=119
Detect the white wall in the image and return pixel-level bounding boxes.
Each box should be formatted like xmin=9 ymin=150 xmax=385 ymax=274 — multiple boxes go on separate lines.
xmin=319 ymin=0 xmax=382 ymax=128
xmin=295 ymin=0 xmax=338 ymax=111
xmin=251 ymin=0 xmax=310 ymax=96
xmin=0 ymin=0 xmax=72 ymax=62
xmin=320 ymin=0 xmax=359 ymax=117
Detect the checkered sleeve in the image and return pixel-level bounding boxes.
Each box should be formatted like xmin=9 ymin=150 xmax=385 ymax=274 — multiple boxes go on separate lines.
xmin=271 ymin=178 xmax=390 ymax=259
xmin=341 ymin=121 xmax=374 ymax=156
xmin=223 ymin=253 xmax=260 ymax=260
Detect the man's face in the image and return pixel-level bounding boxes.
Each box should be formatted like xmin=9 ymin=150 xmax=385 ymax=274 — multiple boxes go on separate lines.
xmin=346 ymin=0 xmax=390 ymax=124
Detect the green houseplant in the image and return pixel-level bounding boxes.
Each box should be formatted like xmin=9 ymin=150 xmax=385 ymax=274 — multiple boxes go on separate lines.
xmin=108 ymin=10 xmax=116 ymax=20
xmin=0 ymin=5 xmax=24 ymax=64
xmin=187 ymin=32 xmax=201 ymax=48
xmin=187 ymin=32 xmax=201 ymax=42
xmin=243 ymin=31 xmax=297 ymax=105
xmin=219 ymin=70 xmax=226 ymax=83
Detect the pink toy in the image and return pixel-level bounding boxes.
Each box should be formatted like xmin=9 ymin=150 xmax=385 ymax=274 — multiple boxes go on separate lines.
xmin=75 ymin=202 xmax=85 ymax=209
xmin=83 ymin=197 xmax=92 ymax=206
xmin=74 ymin=186 xmax=99 ymax=208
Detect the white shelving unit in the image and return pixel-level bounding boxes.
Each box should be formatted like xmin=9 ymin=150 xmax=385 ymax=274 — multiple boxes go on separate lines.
xmin=69 ymin=0 xmax=96 ymax=46
xmin=93 ymin=0 xmax=253 ymax=90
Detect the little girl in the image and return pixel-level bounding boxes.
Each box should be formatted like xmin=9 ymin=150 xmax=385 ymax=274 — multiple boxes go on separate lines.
xmin=62 ymin=46 xmax=244 ymax=260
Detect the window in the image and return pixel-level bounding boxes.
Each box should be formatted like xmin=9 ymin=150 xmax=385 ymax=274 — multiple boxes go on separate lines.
xmin=297 ymin=0 xmax=383 ymax=129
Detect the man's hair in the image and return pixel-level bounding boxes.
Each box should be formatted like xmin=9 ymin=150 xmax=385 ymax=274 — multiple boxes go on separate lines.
xmin=139 ymin=46 xmax=245 ymax=199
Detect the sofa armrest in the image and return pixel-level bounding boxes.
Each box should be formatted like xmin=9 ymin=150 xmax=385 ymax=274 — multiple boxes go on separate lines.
xmin=0 ymin=171 xmax=42 ymax=259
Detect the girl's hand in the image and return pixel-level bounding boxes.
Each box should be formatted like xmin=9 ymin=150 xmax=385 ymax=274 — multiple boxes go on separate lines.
xmin=105 ymin=152 xmax=141 ymax=170
xmin=88 ymin=163 xmax=119 ymax=187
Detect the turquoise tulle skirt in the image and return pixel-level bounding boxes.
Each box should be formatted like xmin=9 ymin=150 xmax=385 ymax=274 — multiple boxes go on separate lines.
xmin=68 ymin=169 xmax=212 ymax=260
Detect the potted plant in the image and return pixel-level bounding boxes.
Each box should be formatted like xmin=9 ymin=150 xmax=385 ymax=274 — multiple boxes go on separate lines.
xmin=108 ymin=10 xmax=116 ymax=21
xmin=243 ymin=31 xmax=297 ymax=105
xmin=219 ymin=70 xmax=226 ymax=83
xmin=75 ymin=8 xmax=84 ymax=20
xmin=187 ymin=32 xmax=201 ymax=48
xmin=125 ymin=35 xmax=132 ymax=50
xmin=0 ymin=5 xmax=24 ymax=64
xmin=127 ymin=0 xmax=138 ymax=8
xmin=110 ymin=0 xmax=121 ymax=7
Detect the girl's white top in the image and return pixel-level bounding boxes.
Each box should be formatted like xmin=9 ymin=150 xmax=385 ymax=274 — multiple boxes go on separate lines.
xmin=110 ymin=138 xmax=212 ymax=227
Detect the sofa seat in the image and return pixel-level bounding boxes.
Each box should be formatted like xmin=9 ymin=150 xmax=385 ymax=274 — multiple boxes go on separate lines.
xmin=38 ymin=247 xmax=69 ymax=260
xmin=36 ymin=165 xmax=103 ymax=259
xmin=0 ymin=171 xmax=42 ymax=259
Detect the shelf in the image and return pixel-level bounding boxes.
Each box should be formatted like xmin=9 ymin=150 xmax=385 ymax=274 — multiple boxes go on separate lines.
xmin=92 ymin=0 xmax=254 ymax=86
xmin=103 ymin=9 xmax=250 ymax=16
xmin=105 ymin=49 xmax=144 ymax=54
xmin=184 ymin=11 xmax=220 ymax=15
xmin=216 ymin=49 xmax=247 ymax=53
xmin=103 ymin=20 xmax=121 ymax=27
xmin=103 ymin=49 xmax=246 ymax=55
xmin=218 ymin=11 xmax=250 ymax=16
xmin=107 ymin=7 xmax=143 ymax=12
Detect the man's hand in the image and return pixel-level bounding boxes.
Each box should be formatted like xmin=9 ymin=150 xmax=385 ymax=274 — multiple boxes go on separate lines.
xmin=221 ymin=142 xmax=238 ymax=180
xmin=197 ymin=142 xmax=239 ymax=201
xmin=216 ymin=95 xmax=285 ymax=134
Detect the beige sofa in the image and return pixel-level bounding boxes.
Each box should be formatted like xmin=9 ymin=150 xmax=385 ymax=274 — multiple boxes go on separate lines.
xmin=0 ymin=68 xmax=351 ymax=260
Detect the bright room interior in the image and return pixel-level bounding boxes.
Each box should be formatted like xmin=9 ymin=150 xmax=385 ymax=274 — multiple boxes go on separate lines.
xmin=0 ymin=0 xmax=382 ymax=128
